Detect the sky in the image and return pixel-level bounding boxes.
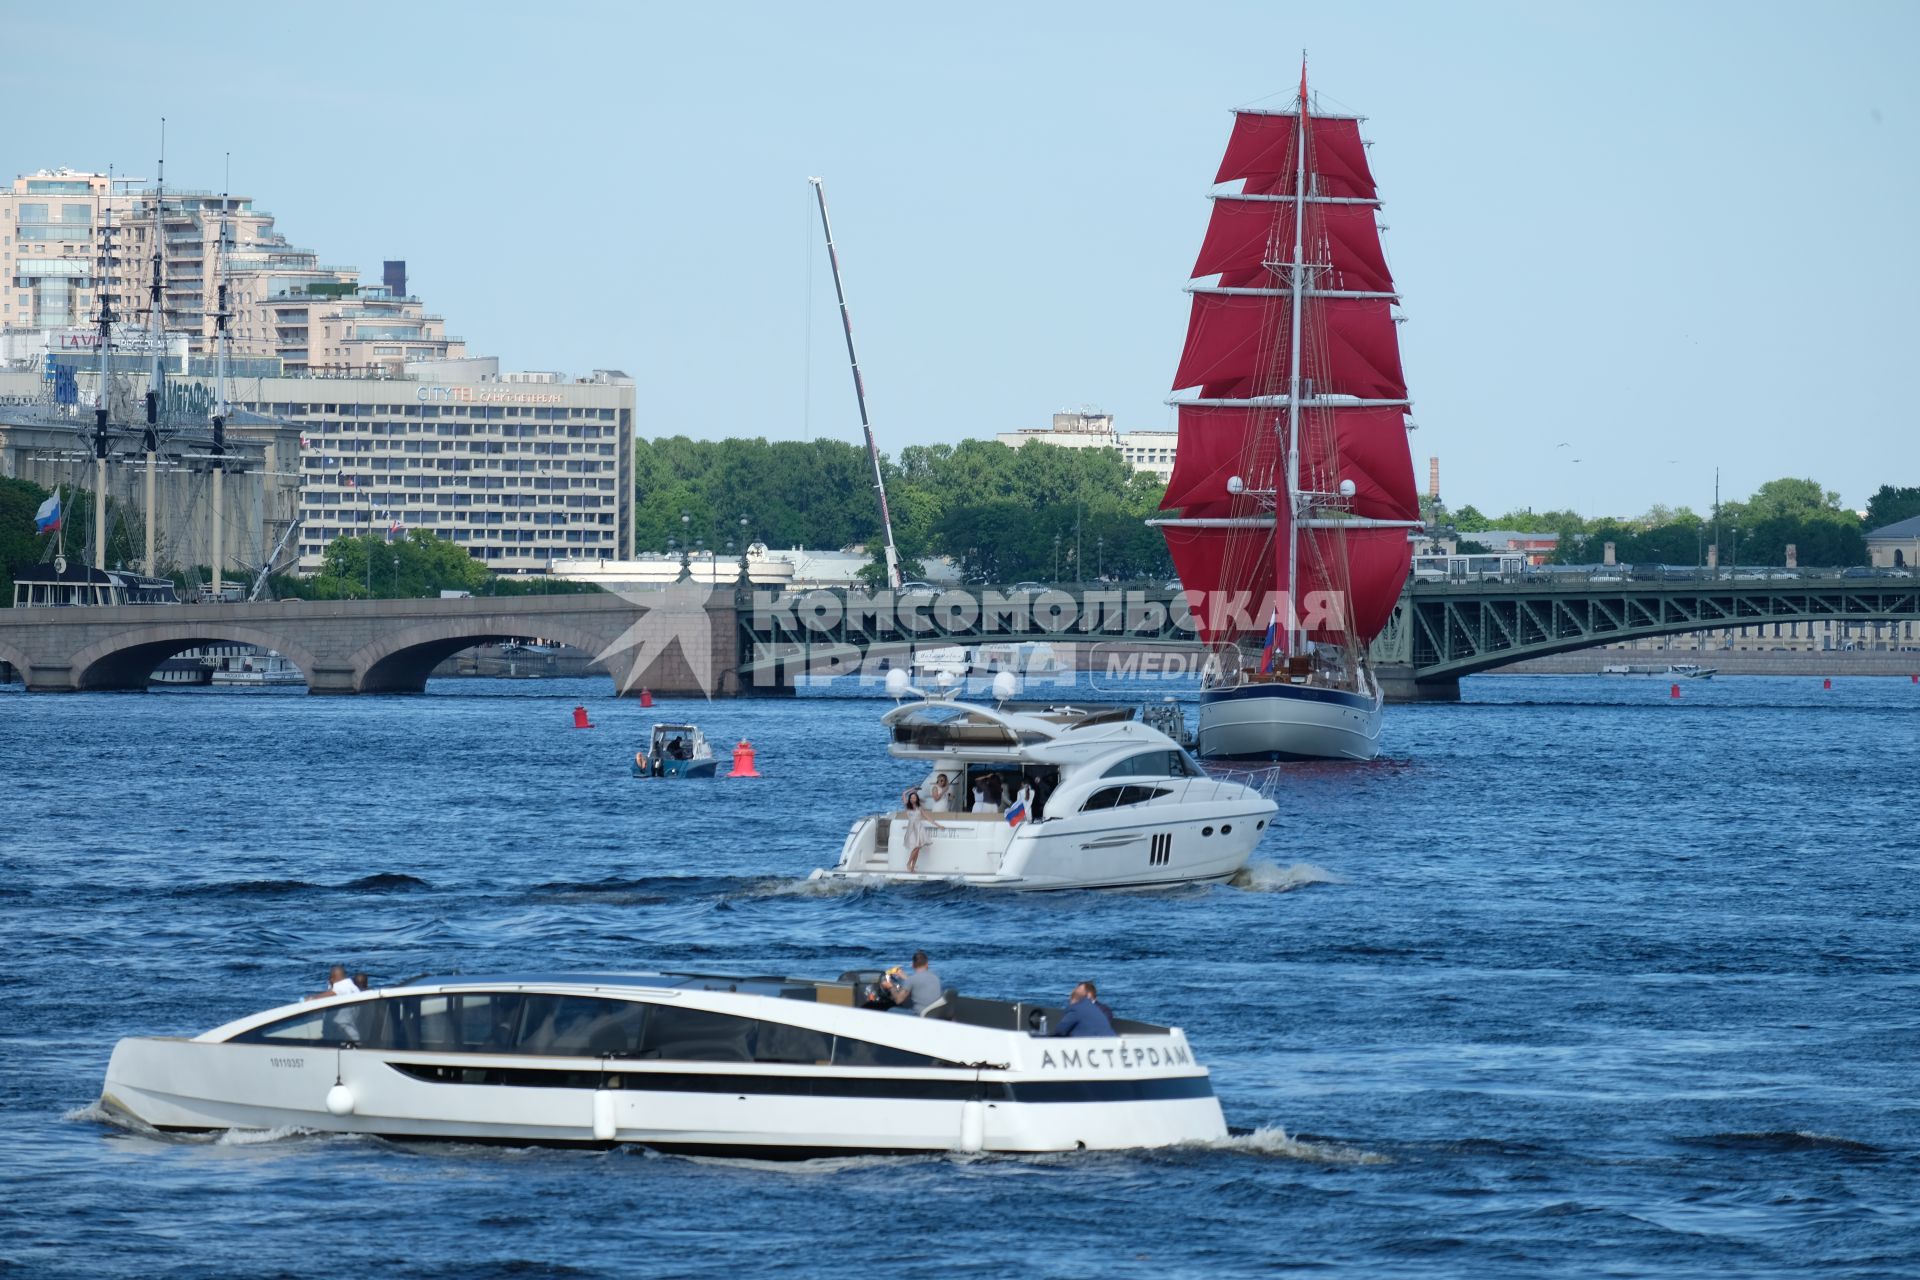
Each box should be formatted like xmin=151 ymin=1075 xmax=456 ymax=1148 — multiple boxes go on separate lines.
xmin=16 ymin=1 xmax=1917 ymax=518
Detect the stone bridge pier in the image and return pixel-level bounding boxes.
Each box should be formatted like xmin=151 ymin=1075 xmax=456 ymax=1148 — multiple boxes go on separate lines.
xmin=0 ymin=595 xmax=742 ymax=696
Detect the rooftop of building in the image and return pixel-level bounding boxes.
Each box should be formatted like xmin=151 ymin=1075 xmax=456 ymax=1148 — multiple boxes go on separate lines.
xmin=1468 ymin=529 xmax=1562 ymax=545
xmin=1866 ymin=514 xmax=1920 ymax=540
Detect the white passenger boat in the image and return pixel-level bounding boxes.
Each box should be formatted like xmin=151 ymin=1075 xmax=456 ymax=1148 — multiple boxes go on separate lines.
xmin=99 ymin=970 xmax=1226 ymax=1157
xmin=812 ymin=680 xmax=1277 ymax=890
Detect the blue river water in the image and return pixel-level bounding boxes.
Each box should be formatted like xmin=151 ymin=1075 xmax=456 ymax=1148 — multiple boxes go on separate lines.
xmin=2 ymin=672 xmax=1917 ymax=1278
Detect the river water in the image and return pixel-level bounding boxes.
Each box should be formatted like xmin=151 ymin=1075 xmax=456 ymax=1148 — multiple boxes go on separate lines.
xmin=2 ymin=673 xmax=1916 ymax=1278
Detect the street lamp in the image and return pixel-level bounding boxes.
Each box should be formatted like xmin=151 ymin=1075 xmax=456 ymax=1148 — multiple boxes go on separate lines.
xmin=1052 ymin=532 xmax=1061 ymax=583
xmin=677 ymin=512 xmax=692 ymax=581
xmin=736 ymin=515 xmax=751 ymax=584
xmin=1096 ymin=534 xmax=1105 ymax=582
xmin=392 ymin=556 xmax=399 ymax=597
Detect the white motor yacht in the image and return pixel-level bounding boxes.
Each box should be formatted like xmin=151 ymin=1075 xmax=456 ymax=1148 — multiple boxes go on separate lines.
xmin=98 ymin=970 xmax=1226 ymax=1157
xmin=812 ymin=679 xmax=1277 ymax=890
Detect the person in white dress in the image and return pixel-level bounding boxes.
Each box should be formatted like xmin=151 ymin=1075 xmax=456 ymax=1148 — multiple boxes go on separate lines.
xmin=1012 ymin=777 xmax=1036 ymax=817
xmin=928 ymin=773 xmax=954 ymax=812
xmin=971 ymin=780 xmax=995 ymax=813
xmin=902 ymin=788 xmax=943 ymax=873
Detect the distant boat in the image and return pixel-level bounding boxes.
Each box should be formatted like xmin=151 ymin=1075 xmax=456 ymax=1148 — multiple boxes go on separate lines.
xmin=1150 ymin=66 xmax=1421 ymax=761
xmin=1600 ymin=663 xmax=1717 ymax=680
xmin=633 ymin=723 xmax=719 ymax=778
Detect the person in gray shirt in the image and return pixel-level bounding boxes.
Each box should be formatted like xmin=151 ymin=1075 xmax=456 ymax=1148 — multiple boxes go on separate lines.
xmin=884 ymin=950 xmax=943 ymax=1015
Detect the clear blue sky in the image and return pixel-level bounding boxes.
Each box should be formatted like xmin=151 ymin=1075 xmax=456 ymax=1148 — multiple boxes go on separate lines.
xmin=21 ymin=1 xmax=1916 ymax=518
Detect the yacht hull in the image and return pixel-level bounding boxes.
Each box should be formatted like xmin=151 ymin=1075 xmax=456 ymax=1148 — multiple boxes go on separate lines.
xmin=101 ymin=1036 xmax=1225 ymax=1157
xmin=1198 ymin=681 xmax=1384 ymax=762
xmin=814 ymin=794 xmax=1275 ymax=891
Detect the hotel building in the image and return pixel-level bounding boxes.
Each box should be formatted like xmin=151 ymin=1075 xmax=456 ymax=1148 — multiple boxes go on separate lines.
xmin=996 ymin=411 xmax=1178 ymax=481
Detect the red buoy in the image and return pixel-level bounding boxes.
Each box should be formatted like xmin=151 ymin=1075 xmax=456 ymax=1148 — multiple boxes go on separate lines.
xmin=1911 ymin=673 xmax=1917 ymax=684
xmin=572 ymin=705 xmax=594 ymax=729
xmin=1823 ymin=678 xmax=1832 ymax=690
xmin=1670 ymin=683 xmax=1681 ymax=699
xmin=640 ymin=688 xmax=654 ymax=708
xmin=728 ymin=740 xmax=761 ymax=778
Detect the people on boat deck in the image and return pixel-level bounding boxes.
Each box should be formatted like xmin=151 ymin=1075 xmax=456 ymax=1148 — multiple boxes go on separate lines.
xmin=305 ymin=965 xmax=362 ymax=1041
xmin=352 ymin=972 xmax=371 ymax=992
xmin=1012 ymin=777 xmax=1036 ymax=817
xmin=971 ymin=772 xmax=1003 ymax=812
xmin=927 ymin=773 xmax=954 ymax=811
xmin=883 ymin=951 xmax=943 ymax=1015
xmin=1051 ymin=981 xmax=1117 ymax=1037
xmin=306 ymin=965 xmax=359 ymax=1002
xmin=902 ymin=789 xmax=942 ymax=872
xmin=666 ymin=737 xmax=690 ymax=760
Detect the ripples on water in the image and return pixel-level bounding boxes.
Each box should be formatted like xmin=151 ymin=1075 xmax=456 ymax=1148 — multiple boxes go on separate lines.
xmin=2 ymin=673 xmax=1917 ymax=1278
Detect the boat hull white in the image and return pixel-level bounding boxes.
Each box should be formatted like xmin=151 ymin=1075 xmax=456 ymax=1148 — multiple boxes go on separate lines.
xmin=1198 ymin=681 xmax=1384 ymax=762
xmin=814 ymin=795 xmax=1275 ymax=891
xmin=102 ymin=1036 xmax=1225 ymax=1157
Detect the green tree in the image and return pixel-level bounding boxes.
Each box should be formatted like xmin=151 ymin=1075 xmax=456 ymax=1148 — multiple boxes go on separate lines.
xmin=1450 ymin=503 xmax=1491 ymax=532
xmin=305 ymin=531 xmax=491 ymax=599
xmin=1864 ymin=485 xmax=1920 ymax=532
xmin=1742 ymin=477 xmax=1843 ymax=523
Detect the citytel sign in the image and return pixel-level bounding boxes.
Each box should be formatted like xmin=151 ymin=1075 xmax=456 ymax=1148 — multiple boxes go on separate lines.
xmin=416 ymin=384 xmax=565 ymax=406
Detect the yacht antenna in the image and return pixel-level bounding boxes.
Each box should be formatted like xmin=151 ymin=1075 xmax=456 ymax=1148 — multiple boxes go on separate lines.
xmin=807 ymin=177 xmax=902 ymax=590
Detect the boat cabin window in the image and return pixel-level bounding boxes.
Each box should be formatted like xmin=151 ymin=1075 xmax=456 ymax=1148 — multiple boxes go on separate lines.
xmin=233 ymin=991 xmax=960 ymax=1067
xmin=1101 ymin=750 xmax=1198 ymax=779
xmin=1080 ymin=784 xmax=1170 ymax=812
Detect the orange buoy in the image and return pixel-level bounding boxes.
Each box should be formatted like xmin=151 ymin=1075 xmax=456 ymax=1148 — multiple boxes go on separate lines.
xmin=1670 ymin=683 xmax=1680 ymax=699
xmin=572 ymin=705 xmax=594 ymax=729
xmin=640 ymin=688 xmax=654 ymax=708
xmin=1823 ymin=678 xmax=1832 ymax=690
xmin=728 ymin=740 xmax=761 ymax=778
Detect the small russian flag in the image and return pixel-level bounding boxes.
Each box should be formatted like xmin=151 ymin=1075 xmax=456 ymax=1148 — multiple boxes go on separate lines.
xmin=33 ymin=489 xmax=62 ymax=534
xmin=1005 ymin=800 xmax=1027 ymax=827
xmin=1259 ymin=606 xmax=1280 ymax=674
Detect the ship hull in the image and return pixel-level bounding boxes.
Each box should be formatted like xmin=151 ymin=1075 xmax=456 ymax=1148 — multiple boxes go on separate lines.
xmin=1197 ymin=680 xmax=1384 ymax=762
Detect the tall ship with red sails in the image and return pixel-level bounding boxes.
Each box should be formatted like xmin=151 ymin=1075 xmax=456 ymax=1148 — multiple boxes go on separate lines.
xmin=1152 ymin=69 xmax=1421 ymax=761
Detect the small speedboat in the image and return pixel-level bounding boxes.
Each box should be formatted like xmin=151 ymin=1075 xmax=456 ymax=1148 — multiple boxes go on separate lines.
xmin=632 ymin=723 xmax=718 ymax=778
xmin=812 ymin=676 xmax=1277 ymax=890
xmin=98 ymin=970 xmax=1227 ymax=1157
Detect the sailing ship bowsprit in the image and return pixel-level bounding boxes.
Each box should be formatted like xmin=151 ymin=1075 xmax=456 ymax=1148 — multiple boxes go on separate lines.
xmin=1152 ymin=68 xmax=1422 ymax=761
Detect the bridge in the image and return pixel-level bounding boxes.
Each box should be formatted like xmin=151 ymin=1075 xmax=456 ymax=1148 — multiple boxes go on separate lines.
xmin=2 ymin=574 xmax=1915 ymax=697
xmin=0 ymin=593 xmax=737 ymax=695
xmin=1370 ymin=572 xmax=1920 ymax=699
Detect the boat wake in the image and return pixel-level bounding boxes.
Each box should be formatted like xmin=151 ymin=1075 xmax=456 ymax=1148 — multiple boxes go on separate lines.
xmin=1196 ymin=1127 xmax=1389 ymax=1165
xmin=1228 ymin=860 xmax=1343 ymax=893
xmin=1677 ymin=1130 xmax=1886 ymax=1156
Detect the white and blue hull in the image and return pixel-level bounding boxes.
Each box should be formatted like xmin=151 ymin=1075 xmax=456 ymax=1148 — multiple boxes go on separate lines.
xmin=1198 ymin=680 xmax=1385 ymax=762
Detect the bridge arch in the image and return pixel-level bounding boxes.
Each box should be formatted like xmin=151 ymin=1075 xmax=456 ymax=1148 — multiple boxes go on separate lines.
xmin=65 ymin=624 xmax=326 ymax=693
xmin=0 ymin=634 xmax=31 ymax=685
xmin=345 ymin=616 xmax=625 ymax=694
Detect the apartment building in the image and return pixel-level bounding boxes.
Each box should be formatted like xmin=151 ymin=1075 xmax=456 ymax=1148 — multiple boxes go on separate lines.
xmin=1 ymin=168 xmax=462 ymax=376
xmin=996 ymin=411 xmax=1177 ymax=480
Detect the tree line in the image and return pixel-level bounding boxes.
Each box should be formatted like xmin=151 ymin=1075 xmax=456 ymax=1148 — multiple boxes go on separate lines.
xmin=1437 ymin=479 xmax=1920 ymax=568
xmin=633 ymin=436 xmax=1174 ymax=583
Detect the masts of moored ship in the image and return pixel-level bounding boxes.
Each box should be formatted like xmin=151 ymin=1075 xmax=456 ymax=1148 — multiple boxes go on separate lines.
xmin=93 ymin=204 xmax=117 ymax=576
xmin=143 ymin=119 xmax=167 ymax=578
xmin=211 ymin=192 xmax=232 ymax=600
xmin=1280 ymin=62 xmax=1310 ymax=663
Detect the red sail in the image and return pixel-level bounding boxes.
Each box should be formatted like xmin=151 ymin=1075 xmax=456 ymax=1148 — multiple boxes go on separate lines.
xmin=1162 ymin=404 xmax=1415 ymax=519
xmin=1171 ymin=292 xmax=1406 ymax=400
xmin=1165 ymin=520 xmax=1408 ymax=646
xmin=1193 ymin=197 xmax=1393 ymax=294
xmin=1215 ymin=112 xmax=1376 ymax=201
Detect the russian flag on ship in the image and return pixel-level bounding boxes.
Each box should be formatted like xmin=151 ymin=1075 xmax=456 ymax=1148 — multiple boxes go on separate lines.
xmin=1258 ymin=606 xmax=1280 ymax=673
xmin=1005 ymin=799 xmax=1027 ymax=828
xmin=33 ymin=489 xmax=62 ymax=534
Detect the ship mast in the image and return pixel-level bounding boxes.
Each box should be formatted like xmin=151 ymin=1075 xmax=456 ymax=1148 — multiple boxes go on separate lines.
xmin=91 ymin=196 xmax=117 ymax=574
xmin=142 ymin=118 xmax=167 ymax=578
xmin=808 ymin=177 xmax=903 ymax=590
xmin=1280 ymin=61 xmax=1310 ymax=663
xmin=211 ymin=159 xmax=232 ymax=599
